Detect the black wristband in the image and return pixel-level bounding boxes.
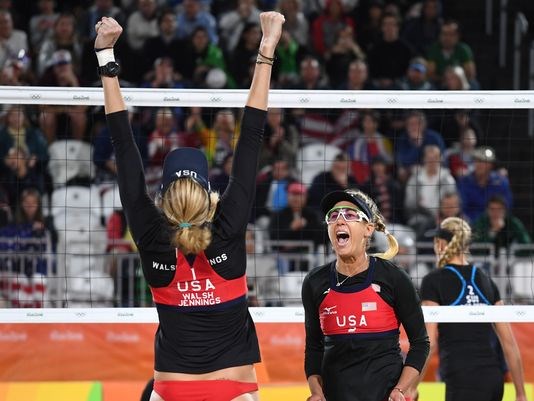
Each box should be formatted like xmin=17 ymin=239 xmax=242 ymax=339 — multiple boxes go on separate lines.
xmin=258 ymin=51 xmax=275 ymax=61
xmin=94 ymin=47 xmax=113 ymax=52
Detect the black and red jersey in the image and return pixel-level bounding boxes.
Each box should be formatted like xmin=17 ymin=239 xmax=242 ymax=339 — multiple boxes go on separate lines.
xmin=107 ymin=107 xmax=266 ymax=373
xmin=302 ymin=257 xmax=429 ymax=401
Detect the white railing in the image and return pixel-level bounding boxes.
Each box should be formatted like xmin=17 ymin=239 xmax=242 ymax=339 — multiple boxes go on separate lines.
xmin=2 ymin=238 xmax=534 ymax=308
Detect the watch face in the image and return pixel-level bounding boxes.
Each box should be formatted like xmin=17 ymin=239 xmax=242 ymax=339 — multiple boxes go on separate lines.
xmin=108 ymin=62 xmax=120 ymax=75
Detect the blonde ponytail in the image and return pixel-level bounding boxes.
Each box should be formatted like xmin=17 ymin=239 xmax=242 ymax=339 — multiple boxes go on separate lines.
xmin=437 ymin=217 xmax=472 ymax=268
xmin=372 ymin=229 xmax=399 ymax=260
xmin=160 ymin=179 xmax=219 ymax=254
xmin=344 ymin=189 xmax=399 ymax=260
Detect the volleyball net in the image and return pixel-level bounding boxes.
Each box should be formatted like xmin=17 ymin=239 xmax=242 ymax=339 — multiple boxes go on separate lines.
xmin=0 ymin=87 xmax=533 ymax=316
xmin=1 ymin=88 xmax=534 ymax=393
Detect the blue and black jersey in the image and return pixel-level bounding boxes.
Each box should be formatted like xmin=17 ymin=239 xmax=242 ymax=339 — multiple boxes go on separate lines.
xmin=420 ymin=263 xmax=504 ymax=401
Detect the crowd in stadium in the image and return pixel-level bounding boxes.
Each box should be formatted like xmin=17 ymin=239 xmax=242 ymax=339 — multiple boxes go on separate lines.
xmin=0 ymin=0 xmax=531 ymax=308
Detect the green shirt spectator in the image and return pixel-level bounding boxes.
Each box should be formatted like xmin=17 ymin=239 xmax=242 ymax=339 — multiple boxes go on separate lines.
xmin=472 ymin=195 xmax=532 ymax=255
xmin=426 ymin=20 xmax=476 ymax=84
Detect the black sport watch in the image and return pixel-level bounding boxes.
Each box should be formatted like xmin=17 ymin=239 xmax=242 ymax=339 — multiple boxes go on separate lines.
xmin=98 ymin=61 xmax=121 ymax=77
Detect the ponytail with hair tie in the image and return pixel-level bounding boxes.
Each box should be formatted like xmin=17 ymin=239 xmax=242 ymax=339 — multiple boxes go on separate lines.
xmin=371 ymin=229 xmax=399 ymax=260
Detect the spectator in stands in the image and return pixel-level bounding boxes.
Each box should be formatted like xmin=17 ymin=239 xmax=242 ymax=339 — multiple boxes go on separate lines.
xmin=198 ymin=109 xmax=239 ymax=169
xmin=37 ymin=50 xmax=87 ymax=143
xmin=218 ymin=0 xmax=261 ymax=55
xmin=0 ymin=10 xmax=28 ymax=71
xmin=368 ymin=12 xmax=415 ymax=89
xmin=354 ymin=0 xmax=383 ymax=52
xmin=307 ymin=152 xmax=358 ymax=214
xmin=337 ymin=59 xmax=374 ymax=90
xmin=0 ymin=106 xmax=48 ymax=203
xmin=145 ymin=108 xmax=194 ymax=194
xmin=274 ymin=29 xmax=306 ymax=88
xmin=106 ymin=206 xmax=143 ymax=306
xmin=395 ymin=57 xmax=434 ymax=90
xmin=231 ymin=22 xmax=262 ymax=88
xmin=259 ymin=107 xmax=299 ymax=170
xmin=302 ymin=0 xmax=358 ymax=17
xmin=29 ymin=0 xmax=59 ymax=54
xmin=141 ymin=57 xmax=189 ymax=97
xmin=166 ymin=0 xmax=212 ymax=12
xmin=401 ymin=0 xmax=442 ymax=56
xmin=445 ymin=127 xmax=477 ymax=178
xmin=209 ymin=152 xmax=232 ymax=193
xmin=14 ymin=188 xmax=53 ymax=241
xmin=0 ymin=105 xmax=48 ymax=167
xmin=268 ymin=181 xmax=323 ymax=271
xmin=325 ymin=25 xmax=365 ymax=88
xmin=436 ymin=192 xmax=464 ymax=226
xmin=364 ymin=155 xmax=404 ymax=224
xmin=0 ymin=55 xmax=33 ymax=86
xmin=78 ymin=0 xmax=126 ymax=41
xmin=347 ymin=109 xmax=393 ymax=185
xmin=277 ymin=0 xmax=309 ymax=49
xmin=146 ymin=107 xmax=189 ymax=169
xmin=125 ymin=0 xmax=159 ymax=52
xmin=141 ymin=8 xmax=186 ymax=77
xmin=176 ymin=0 xmax=218 ymax=44
xmin=93 ymin=106 xmax=147 ymax=184
xmin=1 ymin=146 xmax=45 ymax=210
xmin=180 ymin=26 xmax=233 ymax=88
xmin=0 ymin=188 xmax=51 ymax=307
xmin=441 ymin=64 xmax=470 ymax=90
xmin=37 ymin=13 xmax=82 ymax=78
xmin=288 ymin=55 xmax=330 ymax=90
xmin=310 ymin=0 xmax=355 ymax=61
xmin=426 ymin=20 xmax=477 ymax=86
xmin=395 ymin=110 xmax=446 ymax=183
xmin=431 ymin=109 xmax=482 ymax=148
xmin=254 ymin=157 xmax=296 ymax=220
xmin=472 ymin=195 xmax=531 ymax=255
xmin=404 ymin=145 xmax=457 ymax=238
xmin=458 ymin=146 xmax=513 ymax=223
xmin=0 ymin=183 xmax=10 ymax=226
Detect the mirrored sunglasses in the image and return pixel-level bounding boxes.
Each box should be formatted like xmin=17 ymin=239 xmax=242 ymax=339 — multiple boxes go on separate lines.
xmin=325 ymin=206 xmax=370 ymax=224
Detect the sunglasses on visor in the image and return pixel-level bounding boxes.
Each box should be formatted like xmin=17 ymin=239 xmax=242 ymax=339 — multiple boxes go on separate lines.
xmin=325 ymin=206 xmax=370 ymax=224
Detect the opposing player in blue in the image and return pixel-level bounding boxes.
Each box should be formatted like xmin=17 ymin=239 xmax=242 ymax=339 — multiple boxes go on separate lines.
xmin=420 ymin=217 xmax=527 ymax=401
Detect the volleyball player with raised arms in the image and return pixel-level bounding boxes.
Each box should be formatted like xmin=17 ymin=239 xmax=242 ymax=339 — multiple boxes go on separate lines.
xmin=302 ymin=189 xmax=429 ymax=401
xmin=94 ymin=13 xmax=284 ymax=401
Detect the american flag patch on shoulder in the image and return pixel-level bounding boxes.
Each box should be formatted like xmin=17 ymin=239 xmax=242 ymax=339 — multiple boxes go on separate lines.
xmin=362 ymin=302 xmax=377 ymax=311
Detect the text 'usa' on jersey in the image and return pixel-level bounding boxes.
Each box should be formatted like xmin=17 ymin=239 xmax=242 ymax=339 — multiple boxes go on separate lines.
xmin=151 ymin=249 xmax=247 ymax=312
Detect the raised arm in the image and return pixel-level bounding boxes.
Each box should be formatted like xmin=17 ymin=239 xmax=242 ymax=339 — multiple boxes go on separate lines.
xmin=95 ymin=17 xmax=162 ymax=249
xmin=246 ymin=12 xmax=284 ymax=111
xmin=217 ymin=13 xmax=285 ymax=237
xmin=94 ymin=18 xmax=125 ymax=114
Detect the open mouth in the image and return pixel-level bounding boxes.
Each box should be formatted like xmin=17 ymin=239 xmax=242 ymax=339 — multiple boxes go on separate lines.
xmin=336 ymin=230 xmax=350 ymax=246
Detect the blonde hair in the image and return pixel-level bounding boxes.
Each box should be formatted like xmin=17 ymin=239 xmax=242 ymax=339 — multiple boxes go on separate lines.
xmin=345 ymin=189 xmax=399 ymax=260
xmin=160 ymin=179 xmax=219 ymax=254
xmin=437 ymin=216 xmax=472 ymax=268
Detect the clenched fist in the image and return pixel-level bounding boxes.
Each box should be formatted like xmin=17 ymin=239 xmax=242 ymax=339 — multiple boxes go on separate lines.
xmin=94 ymin=17 xmax=123 ymax=49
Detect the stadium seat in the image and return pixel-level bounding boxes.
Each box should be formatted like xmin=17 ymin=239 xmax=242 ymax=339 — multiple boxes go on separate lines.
xmin=296 ymin=143 xmax=342 ymax=187
xmin=100 ymin=184 xmax=123 ymax=224
xmin=47 ymin=140 xmax=94 ymax=188
xmin=50 ymin=186 xmax=111 ymax=306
